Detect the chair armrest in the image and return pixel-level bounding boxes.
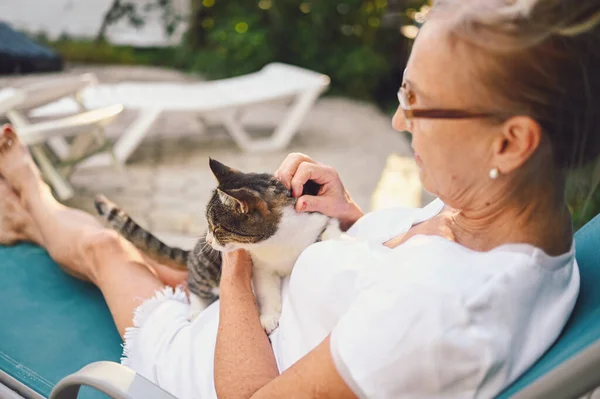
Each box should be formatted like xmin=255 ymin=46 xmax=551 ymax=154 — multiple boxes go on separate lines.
xmin=0 ymin=89 xmax=26 ymax=116
xmin=510 ymin=339 xmax=600 ymax=399
xmin=15 ymin=74 xmax=98 ymax=113
xmin=49 ymin=361 xmax=176 ymax=399
xmin=14 ymin=104 xmax=124 ymax=145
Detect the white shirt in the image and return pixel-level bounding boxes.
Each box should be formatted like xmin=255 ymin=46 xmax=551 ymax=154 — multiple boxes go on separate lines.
xmin=122 ymin=199 xmax=579 ymax=399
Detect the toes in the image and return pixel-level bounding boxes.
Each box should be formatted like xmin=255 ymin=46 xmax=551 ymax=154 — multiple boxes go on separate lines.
xmin=0 ymin=139 xmax=13 ymax=153
xmin=0 ymin=124 xmax=17 ymax=153
xmin=1 ymin=124 xmax=17 ymax=142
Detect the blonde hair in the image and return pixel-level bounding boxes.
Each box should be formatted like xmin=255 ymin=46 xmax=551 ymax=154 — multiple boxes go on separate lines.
xmin=430 ymin=0 xmax=600 ymax=168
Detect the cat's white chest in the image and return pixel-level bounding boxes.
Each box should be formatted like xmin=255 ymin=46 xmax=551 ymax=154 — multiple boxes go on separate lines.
xmin=250 ymin=249 xmax=297 ymax=275
xmin=243 ymin=208 xmax=341 ymax=333
xmin=248 ymin=207 xmax=339 ymax=274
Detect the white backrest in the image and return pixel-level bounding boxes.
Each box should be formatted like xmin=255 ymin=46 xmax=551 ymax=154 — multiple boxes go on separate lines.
xmin=208 ymin=62 xmax=331 ymax=107
xmin=29 ymin=63 xmax=331 ymax=114
xmin=14 ymin=73 xmax=98 ymax=113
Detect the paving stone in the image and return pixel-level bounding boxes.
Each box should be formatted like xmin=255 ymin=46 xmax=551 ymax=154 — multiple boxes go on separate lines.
xmin=148 ymin=208 xmax=204 ymax=235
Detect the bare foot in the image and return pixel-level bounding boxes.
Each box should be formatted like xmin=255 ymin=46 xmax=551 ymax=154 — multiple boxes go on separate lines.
xmin=0 ymin=178 xmax=43 ymax=245
xmin=0 ymin=124 xmax=45 ymax=199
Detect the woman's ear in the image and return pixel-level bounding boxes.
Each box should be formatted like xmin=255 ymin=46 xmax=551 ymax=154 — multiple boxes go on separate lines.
xmin=493 ymin=116 xmax=542 ymax=174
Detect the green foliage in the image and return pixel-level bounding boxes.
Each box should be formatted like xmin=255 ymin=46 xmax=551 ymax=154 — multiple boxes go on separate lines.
xmin=181 ymin=0 xmax=411 ymax=102
xmin=96 ymin=0 xmax=183 ymax=42
xmin=38 ymin=36 xmax=139 ymax=65
xmin=567 ymin=158 xmax=600 ymax=230
xmin=42 ymin=0 xmax=427 ymax=105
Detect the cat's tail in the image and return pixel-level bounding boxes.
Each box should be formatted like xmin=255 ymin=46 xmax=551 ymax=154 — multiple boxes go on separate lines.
xmin=94 ymin=194 xmax=190 ymax=271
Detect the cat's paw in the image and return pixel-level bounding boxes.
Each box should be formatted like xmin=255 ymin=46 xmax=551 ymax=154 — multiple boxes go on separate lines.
xmin=260 ymin=313 xmax=281 ymax=335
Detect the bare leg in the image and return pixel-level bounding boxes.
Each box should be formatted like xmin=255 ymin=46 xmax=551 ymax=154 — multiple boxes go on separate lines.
xmin=0 ymin=125 xmax=188 ymax=337
xmin=147 ymin=260 xmax=189 ymax=289
xmin=0 ymin=177 xmax=44 ymax=246
xmin=0 ymin=176 xmax=187 ymax=287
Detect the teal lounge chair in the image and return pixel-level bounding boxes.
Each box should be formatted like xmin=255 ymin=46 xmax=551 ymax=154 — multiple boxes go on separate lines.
xmin=1 ymin=214 xmax=599 ymax=399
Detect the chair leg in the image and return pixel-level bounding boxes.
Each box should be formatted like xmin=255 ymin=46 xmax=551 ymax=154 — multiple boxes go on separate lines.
xmin=218 ymin=89 xmax=322 ymax=152
xmin=48 ymin=90 xmax=95 ymax=163
xmin=267 ymin=89 xmax=322 ymax=149
xmin=47 ymin=137 xmax=72 ymax=161
xmin=112 ymin=108 xmax=161 ymax=164
xmin=219 ymin=111 xmax=254 ymax=151
xmin=62 ymin=131 xmax=98 ymax=175
xmin=77 ymin=108 xmax=162 ymax=168
xmin=30 ymin=145 xmax=75 ymax=200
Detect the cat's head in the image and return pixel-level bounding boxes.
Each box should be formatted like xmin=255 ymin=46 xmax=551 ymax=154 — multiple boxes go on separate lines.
xmin=205 ymin=158 xmax=320 ymax=252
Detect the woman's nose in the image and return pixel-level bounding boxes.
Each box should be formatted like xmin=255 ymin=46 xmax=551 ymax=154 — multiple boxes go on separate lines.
xmin=392 ymin=106 xmax=412 ymax=133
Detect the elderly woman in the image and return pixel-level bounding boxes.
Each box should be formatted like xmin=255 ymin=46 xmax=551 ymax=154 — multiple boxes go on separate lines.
xmin=1 ymin=0 xmax=599 ymax=397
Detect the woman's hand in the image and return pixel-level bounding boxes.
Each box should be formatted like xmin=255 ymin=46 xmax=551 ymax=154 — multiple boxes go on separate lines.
xmin=275 ymin=153 xmax=363 ymax=231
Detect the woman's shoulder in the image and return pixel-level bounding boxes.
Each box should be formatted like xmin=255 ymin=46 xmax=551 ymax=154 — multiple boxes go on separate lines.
xmin=378 ymin=234 xmax=576 ymax=290
xmin=328 ymin=236 xmax=579 ymax=398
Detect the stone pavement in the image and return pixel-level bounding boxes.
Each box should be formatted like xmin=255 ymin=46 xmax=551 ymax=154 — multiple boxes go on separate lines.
xmin=1 ymin=65 xmax=427 ymax=248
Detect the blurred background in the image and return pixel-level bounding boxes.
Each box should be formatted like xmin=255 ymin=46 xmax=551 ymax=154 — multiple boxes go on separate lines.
xmin=1 ymin=0 xmax=427 ymax=108
xmin=0 ymin=0 xmax=597 ymax=245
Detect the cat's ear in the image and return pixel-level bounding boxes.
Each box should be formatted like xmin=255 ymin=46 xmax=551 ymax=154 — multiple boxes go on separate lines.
xmin=217 ymin=188 xmax=269 ymax=216
xmin=209 ymin=158 xmax=239 ymax=183
xmin=217 ymin=189 xmax=247 ymax=213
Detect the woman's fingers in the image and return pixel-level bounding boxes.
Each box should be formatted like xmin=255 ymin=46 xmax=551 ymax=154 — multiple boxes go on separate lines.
xmin=275 ymin=153 xmax=316 ymax=189
xmin=274 ymin=153 xmax=356 ymax=222
xmin=290 ymin=162 xmax=338 ymax=198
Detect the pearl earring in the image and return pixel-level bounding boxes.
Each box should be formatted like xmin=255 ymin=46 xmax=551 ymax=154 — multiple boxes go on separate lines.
xmin=489 ymin=167 xmax=499 ymax=180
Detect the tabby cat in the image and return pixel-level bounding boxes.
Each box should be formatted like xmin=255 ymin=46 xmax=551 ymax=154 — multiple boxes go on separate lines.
xmin=94 ymin=158 xmax=341 ymax=333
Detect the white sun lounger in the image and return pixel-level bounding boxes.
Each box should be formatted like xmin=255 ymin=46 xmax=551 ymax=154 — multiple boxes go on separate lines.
xmin=30 ymin=63 xmax=331 ymax=167
xmin=0 ymin=75 xmax=124 ymax=200
xmin=0 ymin=88 xmax=26 ymax=115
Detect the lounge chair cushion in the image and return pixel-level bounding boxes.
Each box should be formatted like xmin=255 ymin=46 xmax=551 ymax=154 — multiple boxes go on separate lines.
xmin=0 ymin=243 xmax=121 ymax=398
xmin=498 ymin=214 xmax=600 ymax=397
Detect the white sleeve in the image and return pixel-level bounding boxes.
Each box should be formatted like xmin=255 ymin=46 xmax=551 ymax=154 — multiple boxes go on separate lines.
xmin=329 ymin=285 xmax=491 ymax=399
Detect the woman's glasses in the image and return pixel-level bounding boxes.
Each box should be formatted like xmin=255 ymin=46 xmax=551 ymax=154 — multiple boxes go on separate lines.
xmin=397 ymin=84 xmax=499 ymax=129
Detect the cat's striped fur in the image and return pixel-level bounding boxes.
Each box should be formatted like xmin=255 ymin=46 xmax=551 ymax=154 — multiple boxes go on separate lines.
xmin=95 ymin=195 xmax=222 ymax=306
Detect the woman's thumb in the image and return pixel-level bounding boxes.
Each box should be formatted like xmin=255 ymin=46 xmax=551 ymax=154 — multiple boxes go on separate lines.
xmin=296 ymin=195 xmax=328 ymax=214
